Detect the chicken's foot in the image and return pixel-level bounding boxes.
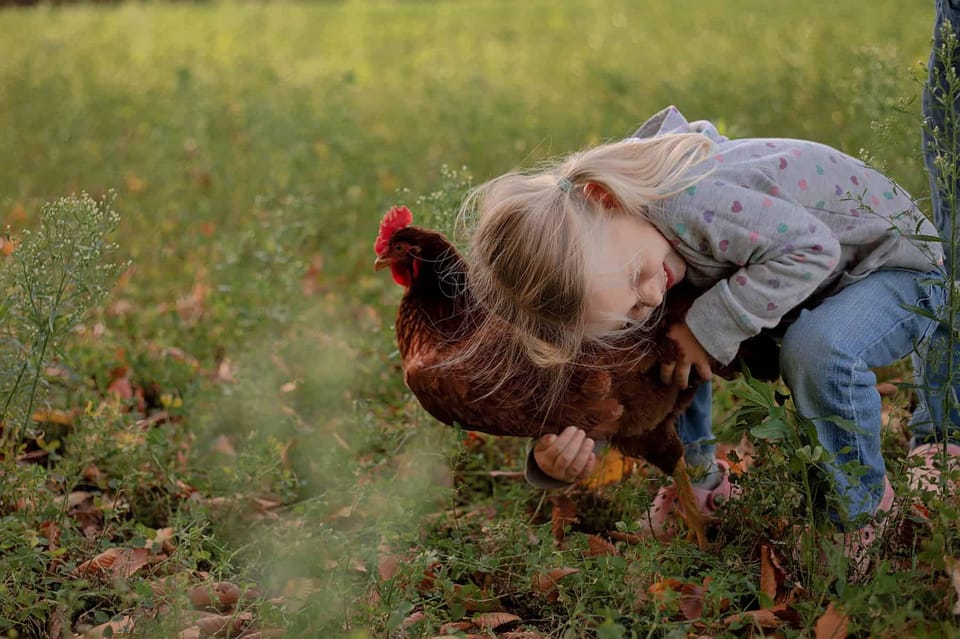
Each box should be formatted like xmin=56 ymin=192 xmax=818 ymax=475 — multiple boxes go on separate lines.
xmin=672 ymin=457 xmax=708 ymax=550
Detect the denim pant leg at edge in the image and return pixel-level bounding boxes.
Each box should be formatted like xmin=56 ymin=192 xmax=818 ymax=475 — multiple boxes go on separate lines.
xmin=780 ymin=270 xmax=944 ymax=526
xmin=909 ymin=277 xmax=960 ymax=446
xmin=678 ymin=382 xmax=715 ymax=471
xmin=923 ymin=0 xmax=960 ymax=274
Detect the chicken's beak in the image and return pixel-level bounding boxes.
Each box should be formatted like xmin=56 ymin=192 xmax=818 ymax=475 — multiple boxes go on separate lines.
xmin=373 ymin=255 xmax=393 ymax=271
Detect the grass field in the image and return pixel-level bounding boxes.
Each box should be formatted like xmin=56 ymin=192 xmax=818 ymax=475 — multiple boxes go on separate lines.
xmin=0 ymin=1 xmax=956 ymax=637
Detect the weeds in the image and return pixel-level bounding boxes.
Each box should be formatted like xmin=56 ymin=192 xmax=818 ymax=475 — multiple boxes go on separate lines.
xmin=0 ymin=193 xmax=124 ymax=448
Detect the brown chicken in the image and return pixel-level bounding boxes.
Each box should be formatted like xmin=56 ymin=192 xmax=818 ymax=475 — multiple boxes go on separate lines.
xmin=374 ymin=205 xmax=778 ymax=548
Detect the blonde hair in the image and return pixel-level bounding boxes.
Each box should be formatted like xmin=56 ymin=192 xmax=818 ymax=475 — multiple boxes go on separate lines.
xmin=461 ymin=133 xmax=714 ymax=372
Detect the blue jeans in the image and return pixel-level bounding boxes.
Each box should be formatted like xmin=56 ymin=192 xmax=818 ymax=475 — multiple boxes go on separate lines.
xmin=923 ymin=0 xmax=960 ymax=274
xmin=681 ymin=270 xmax=958 ymax=525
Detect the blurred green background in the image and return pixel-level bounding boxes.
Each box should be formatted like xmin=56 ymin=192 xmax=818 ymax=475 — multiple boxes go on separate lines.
xmin=0 ymin=0 xmax=934 ymax=317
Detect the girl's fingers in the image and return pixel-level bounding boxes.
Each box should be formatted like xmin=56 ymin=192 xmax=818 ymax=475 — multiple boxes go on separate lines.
xmin=579 ymin=452 xmax=597 ymax=479
xmin=557 ymin=429 xmax=586 ymax=467
xmin=569 ymin=439 xmax=595 ymax=478
xmin=534 ymin=434 xmax=557 ymax=452
xmin=660 ymin=362 xmax=676 ymax=385
xmin=674 ymin=361 xmax=691 ymax=388
xmin=695 ymin=360 xmax=713 ymax=383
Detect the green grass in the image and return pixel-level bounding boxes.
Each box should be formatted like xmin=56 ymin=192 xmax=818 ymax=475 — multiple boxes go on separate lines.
xmin=0 ymin=0 xmax=956 ymax=637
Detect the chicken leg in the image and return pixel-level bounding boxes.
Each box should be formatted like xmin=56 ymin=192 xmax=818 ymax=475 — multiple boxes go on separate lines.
xmin=671 ymin=457 xmax=709 ymax=550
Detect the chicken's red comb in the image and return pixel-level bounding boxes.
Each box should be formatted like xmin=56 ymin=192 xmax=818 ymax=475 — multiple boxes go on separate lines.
xmin=374 ymin=205 xmax=413 ymax=255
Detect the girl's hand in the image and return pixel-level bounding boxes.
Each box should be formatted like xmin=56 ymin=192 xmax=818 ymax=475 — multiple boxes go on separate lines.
xmin=661 ymin=322 xmax=713 ymax=388
xmin=533 ymin=426 xmax=597 ymax=483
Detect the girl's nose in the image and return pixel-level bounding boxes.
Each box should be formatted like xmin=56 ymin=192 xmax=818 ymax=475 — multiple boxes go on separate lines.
xmin=638 ymin=279 xmax=664 ymax=308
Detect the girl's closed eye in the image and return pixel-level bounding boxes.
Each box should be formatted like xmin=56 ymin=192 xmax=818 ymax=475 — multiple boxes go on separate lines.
xmin=584 ymin=213 xmax=685 ymax=333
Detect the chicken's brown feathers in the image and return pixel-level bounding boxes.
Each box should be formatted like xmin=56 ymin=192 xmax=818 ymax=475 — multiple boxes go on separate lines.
xmin=378 ymin=216 xmax=779 ymax=476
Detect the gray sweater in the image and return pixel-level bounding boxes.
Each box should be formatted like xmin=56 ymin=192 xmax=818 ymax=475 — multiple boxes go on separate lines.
xmin=524 ymin=107 xmax=944 ymax=488
xmin=636 ymin=106 xmax=943 ymax=365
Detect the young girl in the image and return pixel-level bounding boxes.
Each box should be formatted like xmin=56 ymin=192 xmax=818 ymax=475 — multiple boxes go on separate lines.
xmin=462 ymin=99 xmax=960 ymax=565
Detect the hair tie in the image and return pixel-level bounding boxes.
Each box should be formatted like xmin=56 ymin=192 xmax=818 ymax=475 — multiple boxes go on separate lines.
xmin=557 ymin=177 xmax=574 ymax=193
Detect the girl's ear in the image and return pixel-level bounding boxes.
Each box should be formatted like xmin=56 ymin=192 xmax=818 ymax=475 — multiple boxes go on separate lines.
xmin=583 ymin=182 xmax=618 ymax=209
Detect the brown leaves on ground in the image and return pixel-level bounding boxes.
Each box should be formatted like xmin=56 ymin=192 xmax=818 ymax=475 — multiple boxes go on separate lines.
xmin=77 ymin=547 xmax=151 ymax=579
xmin=578 ymin=447 xmax=638 ymax=489
xmin=549 ymin=494 xmax=577 ymax=545
xmin=428 ymin=613 xmax=534 ymax=638
xmin=648 ymin=576 xmax=729 ymax=622
xmin=73 ymin=576 xmax=284 ymax=638
xmin=814 ymin=602 xmax=850 ymax=639
xmin=945 ymin=557 xmax=960 ymax=615
xmin=532 ymin=567 xmax=580 ymax=603
xmin=636 ymin=544 xmax=850 ymax=637
xmin=760 ymin=543 xmax=786 ymax=603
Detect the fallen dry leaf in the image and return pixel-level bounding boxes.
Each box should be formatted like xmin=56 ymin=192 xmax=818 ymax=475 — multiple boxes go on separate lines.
xmin=438 ymin=621 xmax=475 ymax=634
xmin=215 ymin=358 xmax=236 ymax=383
xmin=192 ymin=611 xmax=253 ymax=636
xmin=550 ymin=495 xmax=577 ymax=544
xmin=210 ymin=435 xmax=237 ymax=457
xmin=30 ymin=408 xmax=74 ymax=426
xmin=301 ymin=254 xmax=325 ymax=296
xmin=0 ymin=236 xmax=16 ymax=257
xmin=724 ymin=603 xmax=802 ymax=630
xmin=648 ymin=577 xmax=719 ymax=621
xmin=236 ymin=630 xmax=285 ymax=639
xmin=579 ymin=448 xmax=636 ymax=489
xmin=533 ymin=567 xmax=580 ymax=602
xmin=187 ymin=581 xmax=257 ymax=611
xmin=251 ymin=496 xmax=282 ymax=513
xmin=107 ymin=374 xmax=134 ymax=401
xmin=378 ymin=558 xmax=400 ymax=583
xmin=401 ymin=610 xmax=426 ymax=629
xmin=82 ymin=464 xmax=105 ymax=486
xmin=946 ymin=557 xmax=960 ymax=615
xmin=760 ymin=543 xmax=786 ymax=602
xmin=448 ymin=584 xmax=504 ymax=613
xmin=125 ymin=173 xmax=147 ymax=194
xmin=724 ymin=608 xmax=783 ymax=630
xmin=39 ymin=520 xmax=61 ymax=552
xmin=79 ymin=615 xmax=135 ymax=638
xmin=143 ymin=527 xmax=176 ymax=554
xmin=472 ymin=612 xmax=521 ymax=630
xmin=814 ymin=602 xmax=849 ymax=639
xmin=177 ymin=277 xmax=208 ymax=325
xmin=584 ymin=534 xmax=619 ymax=557
xmin=648 ymin=577 xmax=684 ymax=601
xmin=608 ymin=530 xmax=647 ymax=545
xmin=77 ymin=547 xmax=149 ymax=579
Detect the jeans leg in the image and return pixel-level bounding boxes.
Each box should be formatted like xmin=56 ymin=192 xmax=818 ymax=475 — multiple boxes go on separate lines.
xmin=923 ymin=0 xmax=960 ymax=274
xmin=781 ymin=270 xmax=943 ymax=527
xmin=678 ymin=382 xmax=715 ymax=471
xmin=910 ymin=280 xmax=960 ymax=446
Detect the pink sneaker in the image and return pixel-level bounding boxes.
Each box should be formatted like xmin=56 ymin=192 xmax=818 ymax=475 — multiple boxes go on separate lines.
xmin=906 ymin=442 xmax=960 ymax=495
xmin=640 ymin=460 xmax=740 ymax=542
xmin=838 ymin=476 xmax=896 ymax=578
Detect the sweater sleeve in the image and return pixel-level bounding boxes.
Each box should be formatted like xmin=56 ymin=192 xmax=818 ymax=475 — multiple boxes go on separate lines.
xmin=666 ymin=179 xmax=841 ymax=364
